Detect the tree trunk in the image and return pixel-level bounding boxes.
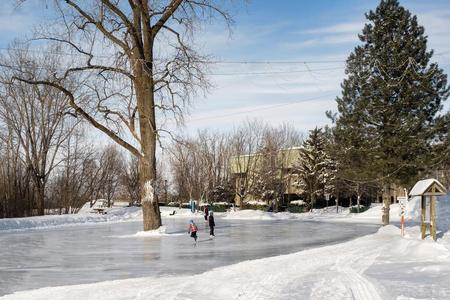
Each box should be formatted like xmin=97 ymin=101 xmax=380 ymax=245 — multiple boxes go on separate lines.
xmin=357 ymin=194 xmax=361 ymax=213
xmin=35 ymin=180 xmax=45 ymax=216
xmin=311 ymin=193 xmax=316 ymax=211
xmin=134 ymin=42 xmax=162 ymax=230
xmin=139 ymin=155 xmax=161 ymax=231
xmin=356 ymin=183 xmax=361 ymax=213
xmin=382 ymin=185 xmax=390 ymax=225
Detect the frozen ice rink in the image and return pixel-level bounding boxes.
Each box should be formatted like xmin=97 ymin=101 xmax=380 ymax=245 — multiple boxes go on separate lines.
xmin=0 ymin=217 xmax=378 ymax=296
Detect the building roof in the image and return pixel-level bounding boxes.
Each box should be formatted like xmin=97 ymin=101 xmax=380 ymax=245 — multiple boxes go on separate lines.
xmin=408 ymin=179 xmax=447 ymax=197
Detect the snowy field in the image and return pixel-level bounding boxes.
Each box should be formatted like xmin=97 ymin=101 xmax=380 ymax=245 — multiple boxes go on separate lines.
xmin=1 ymin=195 xmax=450 ymax=299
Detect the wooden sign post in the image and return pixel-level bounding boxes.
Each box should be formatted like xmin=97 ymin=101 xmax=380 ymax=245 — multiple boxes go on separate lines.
xmin=397 ymin=193 xmax=407 ymax=237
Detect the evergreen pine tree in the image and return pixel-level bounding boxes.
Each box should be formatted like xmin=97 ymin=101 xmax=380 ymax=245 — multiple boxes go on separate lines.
xmin=331 ymin=0 xmax=449 ymax=188
xmin=250 ymin=146 xmax=283 ymax=206
xmin=294 ymin=127 xmax=334 ymax=210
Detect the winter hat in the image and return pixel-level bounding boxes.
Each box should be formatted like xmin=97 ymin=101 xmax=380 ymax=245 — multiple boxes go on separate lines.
xmin=209 ymin=211 xmax=213 ymax=216
xmin=189 ymin=220 xmax=194 ymax=224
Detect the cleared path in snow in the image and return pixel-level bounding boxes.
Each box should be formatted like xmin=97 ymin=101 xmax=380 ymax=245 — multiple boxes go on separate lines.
xmin=0 ymin=217 xmax=379 ymax=297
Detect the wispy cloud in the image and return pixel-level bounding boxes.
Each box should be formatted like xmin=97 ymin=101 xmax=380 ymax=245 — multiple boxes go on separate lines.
xmin=181 ymin=97 xmax=336 ymax=135
xmin=301 ymin=21 xmax=364 ymax=35
xmin=415 ymin=9 xmax=450 ymax=56
xmin=283 ymin=33 xmax=359 ymax=49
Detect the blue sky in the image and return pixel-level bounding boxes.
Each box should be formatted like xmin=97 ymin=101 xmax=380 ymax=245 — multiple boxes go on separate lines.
xmin=183 ymin=0 xmax=450 ymax=136
xmin=1 ymin=0 xmax=450 ymax=137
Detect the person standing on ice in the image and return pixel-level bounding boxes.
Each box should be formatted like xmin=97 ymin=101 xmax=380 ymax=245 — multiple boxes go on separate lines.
xmin=188 ymin=220 xmax=198 ymax=243
xmin=208 ymin=211 xmax=215 ymax=237
xmin=203 ymin=205 xmax=209 ymax=221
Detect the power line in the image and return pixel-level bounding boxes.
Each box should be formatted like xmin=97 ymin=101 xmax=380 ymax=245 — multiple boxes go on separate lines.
xmin=209 ymin=59 xmax=345 ymax=65
xmin=188 ymin=92 xmax=337 ymax=123
xmin=206 ymin=66 xmax=344 ymax=76
xmin=1 ymin=46 xmax=449 ymax=65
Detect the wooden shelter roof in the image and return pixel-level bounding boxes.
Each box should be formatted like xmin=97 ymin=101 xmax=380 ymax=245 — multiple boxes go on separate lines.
xmin=408 ymin=179 xmax=447 ymax=197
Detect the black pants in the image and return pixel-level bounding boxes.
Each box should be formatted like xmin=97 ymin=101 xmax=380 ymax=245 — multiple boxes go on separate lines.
xmin=209 ymin=226 xmax=214 ymax=236
xmin=204 ymin=215 xmax=208 ymax=221
xmin=190 ymin=231 xmax=197 ymax=241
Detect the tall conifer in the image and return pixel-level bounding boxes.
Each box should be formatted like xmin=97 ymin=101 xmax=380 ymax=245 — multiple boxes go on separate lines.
xmin=332 ymin=0 xmax=449 ymax=187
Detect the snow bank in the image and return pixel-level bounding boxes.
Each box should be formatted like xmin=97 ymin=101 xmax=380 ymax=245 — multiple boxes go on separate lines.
xmin=246 ymin=200 xmax=267 ymax=206
xmin=223 ymin=209 xmax=297 ymax=220
xmin=159 ymin=207 xmax=205 ymax=219
xmin=115 ymin=226 xmax=185 ymax=238
xmin=308 ymin=206 xmax=349 ymax=216
xmin=223 ymin=206 xmax=350 ymax=221
xmin=354 ymin=194 xmax=450 ymax=225
xmin=0 ymin=207 xmax=201 ymax=232
xmin=134 ymin=226 xmax=167 ymax=237
xmin=3 ymin=223 xmax=450 ymax=300
xmin=0 ymin=207 xmax=142 ymax=232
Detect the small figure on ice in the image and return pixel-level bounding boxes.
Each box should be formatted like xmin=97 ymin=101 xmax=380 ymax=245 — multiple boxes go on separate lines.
xmin=208 ymin=211 xmax=215 ymax=238
xmin=204 ymin=205 xmax=209 ymax=221
xmin=188 ymin=219 xmax=198 ymax=245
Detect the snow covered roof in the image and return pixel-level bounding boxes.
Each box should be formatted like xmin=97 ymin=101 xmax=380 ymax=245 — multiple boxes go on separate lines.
xmin=408 ymin=179 xmax=447 ymax=197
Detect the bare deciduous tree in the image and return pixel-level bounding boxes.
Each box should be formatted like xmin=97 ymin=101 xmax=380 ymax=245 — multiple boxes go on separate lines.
xmin=13 ymin=0 xmax=235 ymax=230
xmin=96 ymin=145 xmax=125 ymax=207
xmin=0 ymin=48 xmax=76 ymax=216
xmin=123 ymin=155 xmax=141 ymax=205
xmin=169 ymin=130 xmax=234 ymax=205
xmin=230 ymin=120 xmax=266 ymax=208
xmin=0 ymin=124 xmax=34 ymax=217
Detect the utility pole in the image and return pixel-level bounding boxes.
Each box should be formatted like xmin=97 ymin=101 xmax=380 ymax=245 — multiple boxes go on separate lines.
xmin=356 ymin=183 xmax=360 ymax=213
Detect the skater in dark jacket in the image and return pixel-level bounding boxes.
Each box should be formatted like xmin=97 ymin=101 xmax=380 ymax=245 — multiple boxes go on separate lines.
xmin=203 ymin=205 xmax=209 ymax=221
xmin=208 ymin=211 xmax=215 ymax=237
xmin=188 ymin=220 xmax=198 ymax=243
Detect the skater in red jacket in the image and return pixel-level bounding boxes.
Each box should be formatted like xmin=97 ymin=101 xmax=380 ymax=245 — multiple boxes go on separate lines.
xmin=188 ymin=220 xmax=198 ymax=243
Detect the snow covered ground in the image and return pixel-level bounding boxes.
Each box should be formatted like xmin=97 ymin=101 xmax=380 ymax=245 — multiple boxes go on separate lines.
xmin=1 ymin=195 xmax=450 ymax=299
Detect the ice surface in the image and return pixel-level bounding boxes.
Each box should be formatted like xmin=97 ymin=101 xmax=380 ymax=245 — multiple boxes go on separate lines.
xmin=0 ymin=216 xmax=378 ymax=297
xmin=2 ymin=224 xmax=449 ymax=300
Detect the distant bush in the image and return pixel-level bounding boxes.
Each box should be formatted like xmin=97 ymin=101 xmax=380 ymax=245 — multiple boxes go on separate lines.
xmin=350 ymin=206 xmax=369 ymax=213
xmin=287 ymin=204 xmax=304 ymax=214
xmin=211 ymin=204 xmax=229 ymax=212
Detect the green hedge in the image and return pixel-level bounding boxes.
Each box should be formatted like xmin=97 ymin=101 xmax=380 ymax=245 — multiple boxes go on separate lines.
xmin=210 ymin=204 xmax=229 ymax=212
xmin=350 ymin=206 xmax=369 ymax=213
xmin=287 ymin=204 xmax=304 ymax=214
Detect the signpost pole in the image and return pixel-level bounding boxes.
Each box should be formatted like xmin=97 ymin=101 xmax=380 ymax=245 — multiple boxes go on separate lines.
xmin=397 ymin=190 xmax=407 ymax=237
